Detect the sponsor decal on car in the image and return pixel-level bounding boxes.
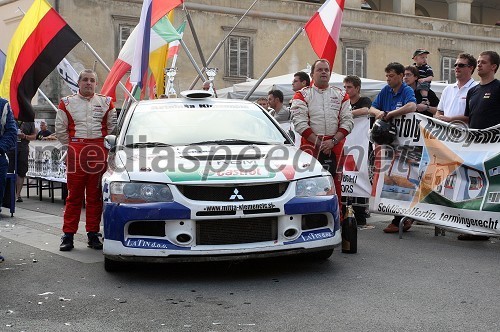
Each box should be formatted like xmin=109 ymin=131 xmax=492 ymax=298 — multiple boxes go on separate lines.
xmin=124 ymin=238 xmax=190 ymax=250
xmin=202 ymin=202 xmax=277 ymax=212
xmin=284 ymin=228 xmax=334 ymax=245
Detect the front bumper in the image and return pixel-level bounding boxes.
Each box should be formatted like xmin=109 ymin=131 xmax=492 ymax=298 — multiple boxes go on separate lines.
xmin=103 ymin=196 xmax=340 ymax=262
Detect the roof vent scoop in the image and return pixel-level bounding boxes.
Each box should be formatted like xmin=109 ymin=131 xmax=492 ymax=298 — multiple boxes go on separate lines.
xmin=180 ymin=90 xmax=213 ymax=99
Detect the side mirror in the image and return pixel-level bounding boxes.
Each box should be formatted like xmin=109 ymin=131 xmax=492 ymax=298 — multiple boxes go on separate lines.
xmin=104 ymin=135 xmax=117 ymax=151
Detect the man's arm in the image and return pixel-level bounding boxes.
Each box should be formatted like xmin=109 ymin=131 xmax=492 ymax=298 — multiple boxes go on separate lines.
xmin=0 ymin=103 xmax=18 ymax=154
xmin=55 ymin=100 xmax=69 ymax=145
xmin=105 ymin=98 xmax=117 ymax=135
xmin=385 ymin=102 xmax=417 ymax=120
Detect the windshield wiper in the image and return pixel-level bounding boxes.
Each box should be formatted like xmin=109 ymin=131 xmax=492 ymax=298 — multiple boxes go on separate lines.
xmin=124 ymin=142 xmax=172 ymax=148
xmin=188 ymin=139 xmax=270 ymax=145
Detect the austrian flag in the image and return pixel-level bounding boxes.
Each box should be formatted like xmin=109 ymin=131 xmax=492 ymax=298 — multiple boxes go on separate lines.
xmin=305 ymin=0 xmax=345 ymax=69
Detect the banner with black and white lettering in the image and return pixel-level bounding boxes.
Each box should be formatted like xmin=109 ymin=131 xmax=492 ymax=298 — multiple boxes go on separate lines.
xmin=341 ymin=116 xmax=371 ymax=198
xmin=371 ymin=113 xmax=500 ymax=237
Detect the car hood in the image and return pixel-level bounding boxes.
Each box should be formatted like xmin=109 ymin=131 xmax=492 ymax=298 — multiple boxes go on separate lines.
xmin=109 ymin=145 xmax=327 ymax=184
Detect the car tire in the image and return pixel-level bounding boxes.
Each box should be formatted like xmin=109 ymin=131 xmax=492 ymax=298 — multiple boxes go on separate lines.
xmin=104 ymin=257 xmax=123 ymax=272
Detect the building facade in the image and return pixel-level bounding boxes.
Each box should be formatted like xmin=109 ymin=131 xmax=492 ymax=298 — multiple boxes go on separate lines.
xmin=1 ymin=0 xmax=499 ymax=107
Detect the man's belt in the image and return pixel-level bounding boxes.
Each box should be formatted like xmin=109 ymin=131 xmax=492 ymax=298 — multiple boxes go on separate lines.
xmin=69 ymin=137 xmax=104 ymax=143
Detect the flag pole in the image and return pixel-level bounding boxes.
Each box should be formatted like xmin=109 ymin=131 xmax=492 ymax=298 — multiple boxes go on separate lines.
xmin=37 ymin=88 xmax=59 ymax=112
xmin=188 ymin=0 xmax=259 ymax=90
xmin=184 ymin=6 xmax=207 ymax=69
xmin=179 ymin=39 xmax=208 ymax=85
xmin=81 ymin=40 xmax=137 ymax=102
xmin=243 ymin=27 xmax=303 ymax=100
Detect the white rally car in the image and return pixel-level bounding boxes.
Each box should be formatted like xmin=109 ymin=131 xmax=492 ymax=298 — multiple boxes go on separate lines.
xmin=102 ymin=91 xmax=341 ymax=271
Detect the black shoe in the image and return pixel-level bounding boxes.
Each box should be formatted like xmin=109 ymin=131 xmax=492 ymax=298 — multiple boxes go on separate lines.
xmin=59 ymin=234 xmax=74 ymax=251
xmin=87 ymin=232 xmax=103 ymax=250
xmin=16 ymin=197 xmax=23 ymax=203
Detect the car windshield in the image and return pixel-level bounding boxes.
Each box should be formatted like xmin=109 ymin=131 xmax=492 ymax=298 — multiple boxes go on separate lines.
xmin=123 ymin=103 xmax=289 ymax=146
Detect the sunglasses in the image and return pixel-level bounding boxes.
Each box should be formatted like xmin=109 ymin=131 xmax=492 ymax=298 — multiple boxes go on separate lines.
xmin=453 ymin=63 xmax=470 ymax=68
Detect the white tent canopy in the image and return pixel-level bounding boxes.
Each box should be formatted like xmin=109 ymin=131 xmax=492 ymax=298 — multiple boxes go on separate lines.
xmin=218 ymin=69 xmax=450 ymax=102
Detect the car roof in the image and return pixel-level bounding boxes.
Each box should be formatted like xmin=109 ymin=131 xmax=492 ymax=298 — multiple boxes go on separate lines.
xmin=133 ymin=94 xmax=259 ymax=109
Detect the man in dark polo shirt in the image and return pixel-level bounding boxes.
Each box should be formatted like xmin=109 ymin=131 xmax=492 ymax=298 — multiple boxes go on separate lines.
xmin=462 ymin=50 xmax=500 ymax=241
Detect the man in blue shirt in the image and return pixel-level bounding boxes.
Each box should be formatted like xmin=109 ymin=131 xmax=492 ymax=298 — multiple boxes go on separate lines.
xmin=370 ymin=62 xmax=417 ymax=120
xmin=369 ymin=62 xmax=416 ymax=233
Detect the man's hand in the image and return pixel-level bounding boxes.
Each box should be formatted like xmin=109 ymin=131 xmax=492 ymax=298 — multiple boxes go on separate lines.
xmin=374 ymin=109 xmax=386 ymax=119
xmin=319 ymin=139 xmax=335 ymax=154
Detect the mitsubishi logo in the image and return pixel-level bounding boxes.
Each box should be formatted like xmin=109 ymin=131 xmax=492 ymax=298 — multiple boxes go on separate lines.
xmin=229 ymin=188 xmax=244 ymax=200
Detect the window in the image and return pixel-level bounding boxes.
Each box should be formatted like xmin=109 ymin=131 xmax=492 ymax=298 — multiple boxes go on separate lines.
xmin=227 ymin=36 xmax=251 ymax=78
xmin=341 ymin=39 xmax=369 ymax=77
xmin=112 ymin=15 xmax=138 ymax=58
xmin=223 ymin=26 xmax=255 ymax=82
xmin=345 ymin=47 xmax=364 ymax=76
xmin=441 ymin=56 xmax=455 ymax=84
xmin=439 ymin=48 xmax=463 ymax=84
xmin=119 ymin=24 xmax=134 ymax=50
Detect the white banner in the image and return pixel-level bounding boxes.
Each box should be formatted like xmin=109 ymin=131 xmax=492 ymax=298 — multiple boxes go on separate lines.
xmin=371 ymin=113 xmax=500 ymax=237
xmin=341 ymin=116 xmax=371 ymax=198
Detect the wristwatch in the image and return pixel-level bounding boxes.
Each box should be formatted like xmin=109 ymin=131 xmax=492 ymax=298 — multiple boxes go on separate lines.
xmin=332 ymin=137 xmax=338 ymax=145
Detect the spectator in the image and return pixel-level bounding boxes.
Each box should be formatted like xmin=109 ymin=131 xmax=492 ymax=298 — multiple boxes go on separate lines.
xmin=256 ymin=97 xmax=271 ymax=111
xmin=412 ymin=49 xmax=434 ymax=104
xmin=343 ymin=75 xmax=372 ymax=226
xmin=404 ymin=65 xmax=439 ymax=117
xmin=267 ymin=89 xmax=291 ymax=124
xmin=7 ymin=120 xmax=36 ymax=203
xmin=291 ymin=59 xmax=353 ymax=214
xmin=36 ymin=121 xmax=56 ymax=140
xmin=460 ymin=50 xmax=500 ymax=241
xmin=369 ymin=62 xmax=417 ymax=233
xmin=290 ymin=71 xmax=312 ymax=106
xmin=0 ymin=98 xmax=18 ymax=263
xmin=202 ymin=81 xmax=217 ymax=97
xmin=435 ymin=53 xmax=477 ymax=123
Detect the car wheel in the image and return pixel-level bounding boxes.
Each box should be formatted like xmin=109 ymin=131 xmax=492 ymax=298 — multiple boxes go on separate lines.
xmin=104 ymin=257 xmax=123 ymax=272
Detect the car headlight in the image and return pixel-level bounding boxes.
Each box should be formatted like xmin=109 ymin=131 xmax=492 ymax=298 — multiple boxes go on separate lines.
xmin=109 ymin=182 xmax=173 ymax=203
xmin=295 ymin=176 xmax=334 ymax=197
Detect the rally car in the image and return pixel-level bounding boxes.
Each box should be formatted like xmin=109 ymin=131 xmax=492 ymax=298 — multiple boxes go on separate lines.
xmin=102 ymin=91 xmax=341 ymax=271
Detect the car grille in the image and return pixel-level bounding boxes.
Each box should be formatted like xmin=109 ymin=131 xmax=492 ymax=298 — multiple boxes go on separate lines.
xmin=177 ymin=183 xmax=288 ymax=201
xmin=196 ymin=217 xmax=278 ymax=245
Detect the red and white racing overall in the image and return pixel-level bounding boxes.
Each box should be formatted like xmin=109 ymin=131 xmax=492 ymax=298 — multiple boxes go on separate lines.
xmin=291 ymin=85 xmax=354 ymax=213
xmin=55 ymin=93 xmax=117 ymax=234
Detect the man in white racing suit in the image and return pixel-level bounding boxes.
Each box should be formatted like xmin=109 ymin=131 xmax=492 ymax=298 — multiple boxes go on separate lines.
xmin=291 ymin=59 xmax=353 ymax=215
xmin=55 ymin=69 xmax=117 ymax=251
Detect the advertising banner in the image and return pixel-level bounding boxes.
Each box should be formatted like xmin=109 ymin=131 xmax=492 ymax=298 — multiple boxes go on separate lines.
xmin=341 ymin=116 xmax=371 ymax=198
xmin=371 ymin=113 xmax=500 ymax=237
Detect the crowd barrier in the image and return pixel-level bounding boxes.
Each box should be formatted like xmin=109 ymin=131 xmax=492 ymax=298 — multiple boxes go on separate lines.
xmin=26 ymin=141 xmax=67 ymax=203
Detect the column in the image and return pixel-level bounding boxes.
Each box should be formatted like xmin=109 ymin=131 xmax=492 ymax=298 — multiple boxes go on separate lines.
xmin=446 ymin=0 xmax=473 ymax=23
xmin=393 ymin=0 xmax=415 ymax=15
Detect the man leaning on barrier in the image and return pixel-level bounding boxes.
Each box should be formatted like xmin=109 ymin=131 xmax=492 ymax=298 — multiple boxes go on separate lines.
xmin=460 ymin=50 xmax=500 ymax=241
xmin=55 ymin=69 xmax=117 ymax=251
xmin=369 ymin=62 xmax=417 ymax=233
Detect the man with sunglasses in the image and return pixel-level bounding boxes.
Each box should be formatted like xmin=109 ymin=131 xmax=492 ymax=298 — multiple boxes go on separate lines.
xmin=435 ymin=53 xmax=477 ymax=123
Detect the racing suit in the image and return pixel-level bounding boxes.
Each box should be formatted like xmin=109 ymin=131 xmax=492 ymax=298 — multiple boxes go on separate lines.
xmin=55 ymin=93 xmax=117 ymax=234
xmin=291 ymin=85 xmax=353 ymax=212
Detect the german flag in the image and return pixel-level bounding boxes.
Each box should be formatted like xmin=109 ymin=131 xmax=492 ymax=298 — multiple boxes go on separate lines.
xmin=0 ymin=0 xmax=81 ymax=122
